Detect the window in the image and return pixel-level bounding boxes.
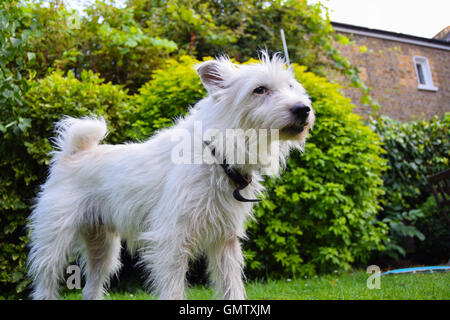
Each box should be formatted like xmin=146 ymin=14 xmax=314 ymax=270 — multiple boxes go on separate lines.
xmin=413 ymin=56 xmax=438 ymax=91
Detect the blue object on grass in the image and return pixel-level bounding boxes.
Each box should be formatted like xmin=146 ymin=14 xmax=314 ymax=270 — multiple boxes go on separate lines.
xmin=382 ymin=266 xmax=450 ymax=276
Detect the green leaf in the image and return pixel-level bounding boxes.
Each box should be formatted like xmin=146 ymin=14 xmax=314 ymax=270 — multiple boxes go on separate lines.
xmin=27 ymin=52 xmax=36 ymax=61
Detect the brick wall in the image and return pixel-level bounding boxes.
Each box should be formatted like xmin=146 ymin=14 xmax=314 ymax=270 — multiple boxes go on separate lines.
xmin=334 ymin=33 xmax=450 ymax=121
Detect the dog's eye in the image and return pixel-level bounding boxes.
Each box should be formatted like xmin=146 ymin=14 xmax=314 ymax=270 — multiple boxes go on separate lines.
xmin=289 ymin=84 xmax=294 ymax=89
xmin=253 ymin=86 xmax=268 ymax=95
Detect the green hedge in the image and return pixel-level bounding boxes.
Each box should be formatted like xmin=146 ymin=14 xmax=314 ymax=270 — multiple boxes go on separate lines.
xmin=414 ymin=195 xmax=450 ymax=264
xmin=129 ymin=55 xmax=206 ymax=139
xmin=0 ymin=70 xmax=133 ymax=297
xmin=370 ymin=114 xmax=450 ymax=260
xmin=0 ymin=0 xmax=38 ymax=297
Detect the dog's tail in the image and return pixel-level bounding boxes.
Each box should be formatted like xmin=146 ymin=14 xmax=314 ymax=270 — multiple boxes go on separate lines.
xmin=53 ymin=116 xmax=108 ymax=155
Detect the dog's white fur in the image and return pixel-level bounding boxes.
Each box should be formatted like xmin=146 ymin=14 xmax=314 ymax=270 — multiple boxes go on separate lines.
xmin=27 ymin=52 xmax=314 ymax=300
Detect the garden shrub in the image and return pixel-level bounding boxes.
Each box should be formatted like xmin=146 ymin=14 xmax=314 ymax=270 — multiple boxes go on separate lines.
xmin=370 ymin=114 xmax=450 ymax=260
xmin=0 ymin=0 xmax=38 ymax=298
xmin=132 ymin=57 xmax=389 ymax=278
xmin=414 ymin=195 xmax=450 ymax=265
xmin=0 ymin=70 xmax=133 ymax=297
xmin=129 ymin=55 xmax=206 ymax=139
xmin=130 ymin=0 xmax=378 ymax=110
xmin=73 ymin=2 xmax=178 ymax=92
xmin=19 ymin=0 xmax=177 ymax=92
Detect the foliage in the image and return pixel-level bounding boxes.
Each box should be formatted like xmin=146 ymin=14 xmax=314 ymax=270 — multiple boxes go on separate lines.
xmin=414 ymin=196 xmax=450 ymax=264
xmin=77 ymin=1 xmax=177 ymax=91
xmin=131 ymin=57 xmax=389 ymax=278
xmin=130 ymin=0 xmax=236 ymax=54
xmin=370 ymin=114 xmax=450 ymax=259
xmin=0 ymin=0 xmax=32 ymax=110
xmin=16 ymin=0 xmax=378 ymax=106
xmin=0 ymin=69 xmax=133 ymax=297
xmin=129 ymin=55 xmax=206 ymax=139
xmin=129 ymin=0 xmax=339 ymax=69
xmin=129 ymin=0 xmax=379 ymax=111
xmin=0 ymin=0 xmax=36 ymax=297
xmin=24 ymin=70 xmax=135 ymax=145
xmin=18 ymin=0 xmax=177 ymax=92
xmin=19 ymin=0 xmax=81 ymax=79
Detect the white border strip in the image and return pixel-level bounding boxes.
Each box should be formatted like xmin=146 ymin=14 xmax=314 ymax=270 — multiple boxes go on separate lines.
xmin=334 ymin=26 xmax=450 ymax=51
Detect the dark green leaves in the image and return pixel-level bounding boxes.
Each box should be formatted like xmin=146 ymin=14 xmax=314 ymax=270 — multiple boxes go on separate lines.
xmin=370 ymin=114 xmax=449 ymax=260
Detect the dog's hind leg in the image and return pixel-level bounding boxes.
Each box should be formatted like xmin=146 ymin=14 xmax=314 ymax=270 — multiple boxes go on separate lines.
xmin=80 ymin=226 xmax=122 ymax=300
xmin=27 ymin=208 xmax=79 ymax=300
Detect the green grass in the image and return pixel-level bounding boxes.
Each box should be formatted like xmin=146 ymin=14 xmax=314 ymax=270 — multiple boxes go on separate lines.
xmin=63 ymin=271 xmax=450 ymax=300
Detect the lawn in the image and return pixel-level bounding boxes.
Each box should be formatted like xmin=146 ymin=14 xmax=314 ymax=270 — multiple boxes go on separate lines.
xmin=63 ymin=270 xmax=450 ymax=300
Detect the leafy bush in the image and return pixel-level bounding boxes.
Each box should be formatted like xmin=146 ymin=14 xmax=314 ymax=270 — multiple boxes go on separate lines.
xmin=130 ymin=0 xmax=379 ymax=110
xmin=0 ymin=70 xmax=133 ymax=297
xmin=131 ymin=0 xmax=343 ymax=72
xmin=132 ymin=57 xmax=389 ymax=278
xmin=414 ymin=196 xmax=450 ymax=264
xmin=370 ymin=114 xmax=450 ymax=259
xmin=75 ymin=2 xmax=177 ymax=92
xmin=24 ymin=70 xmax=135 ymax=145
xmin=16 ymin=0 xmax=379 ymax=108
xmin=12 ymin=1 xmax=177 ymax=93
xmin=0 ymin=0 xmax=36 ymax=297
xmin=129 ymin=55 xmax=206 ymax=139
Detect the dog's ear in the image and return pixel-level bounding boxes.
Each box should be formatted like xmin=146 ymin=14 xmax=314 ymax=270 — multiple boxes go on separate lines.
xmin=195 ymin=60 xmax=226 ymax=94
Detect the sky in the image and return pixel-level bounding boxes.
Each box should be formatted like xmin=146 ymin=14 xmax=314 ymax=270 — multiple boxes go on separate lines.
xmin=310 ymin=0 xmax=450 ymax=39
xmin=64 ymin=0 xmax=449 ymax=39
xmin=65 ymin=0 xmax=126 ymax=12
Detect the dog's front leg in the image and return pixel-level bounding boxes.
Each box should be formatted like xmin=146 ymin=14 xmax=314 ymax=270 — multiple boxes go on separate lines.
xmin=207 ymin=236 xmax=246 ymax=300
xmin=141 ymin=240 xmax=189 ymax=300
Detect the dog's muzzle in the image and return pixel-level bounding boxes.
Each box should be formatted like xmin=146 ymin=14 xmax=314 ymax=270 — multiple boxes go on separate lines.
xmin=290 ymin=104 xmax=311 ymax=122
xmin=281 ymin=104 xmax=312 ymax=134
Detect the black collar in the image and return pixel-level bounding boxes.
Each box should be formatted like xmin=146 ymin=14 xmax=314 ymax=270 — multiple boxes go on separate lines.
xmin=204 ymin=142 xmax=261 ymax=203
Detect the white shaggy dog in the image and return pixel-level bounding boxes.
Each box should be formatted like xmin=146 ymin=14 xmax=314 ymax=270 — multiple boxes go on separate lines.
xmin=27 ymin=52 xmax=314 ymax=300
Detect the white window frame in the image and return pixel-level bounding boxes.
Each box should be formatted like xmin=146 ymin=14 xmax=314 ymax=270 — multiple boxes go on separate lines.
xmin=413 ymin=56 xmax=438 ymax=91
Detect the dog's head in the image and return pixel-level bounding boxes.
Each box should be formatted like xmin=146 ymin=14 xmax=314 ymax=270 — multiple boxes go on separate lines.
xmin=195 ymin=51 xmax=314 ymax=142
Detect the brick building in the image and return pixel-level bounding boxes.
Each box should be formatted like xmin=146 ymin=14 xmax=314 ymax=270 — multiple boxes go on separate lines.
xmin=331 ymin=22 xmax=450 ymax=120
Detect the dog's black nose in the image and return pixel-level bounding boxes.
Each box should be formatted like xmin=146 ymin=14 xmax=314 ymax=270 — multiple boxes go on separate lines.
xmin=290 ymin=104 xmax=310 ymax=121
